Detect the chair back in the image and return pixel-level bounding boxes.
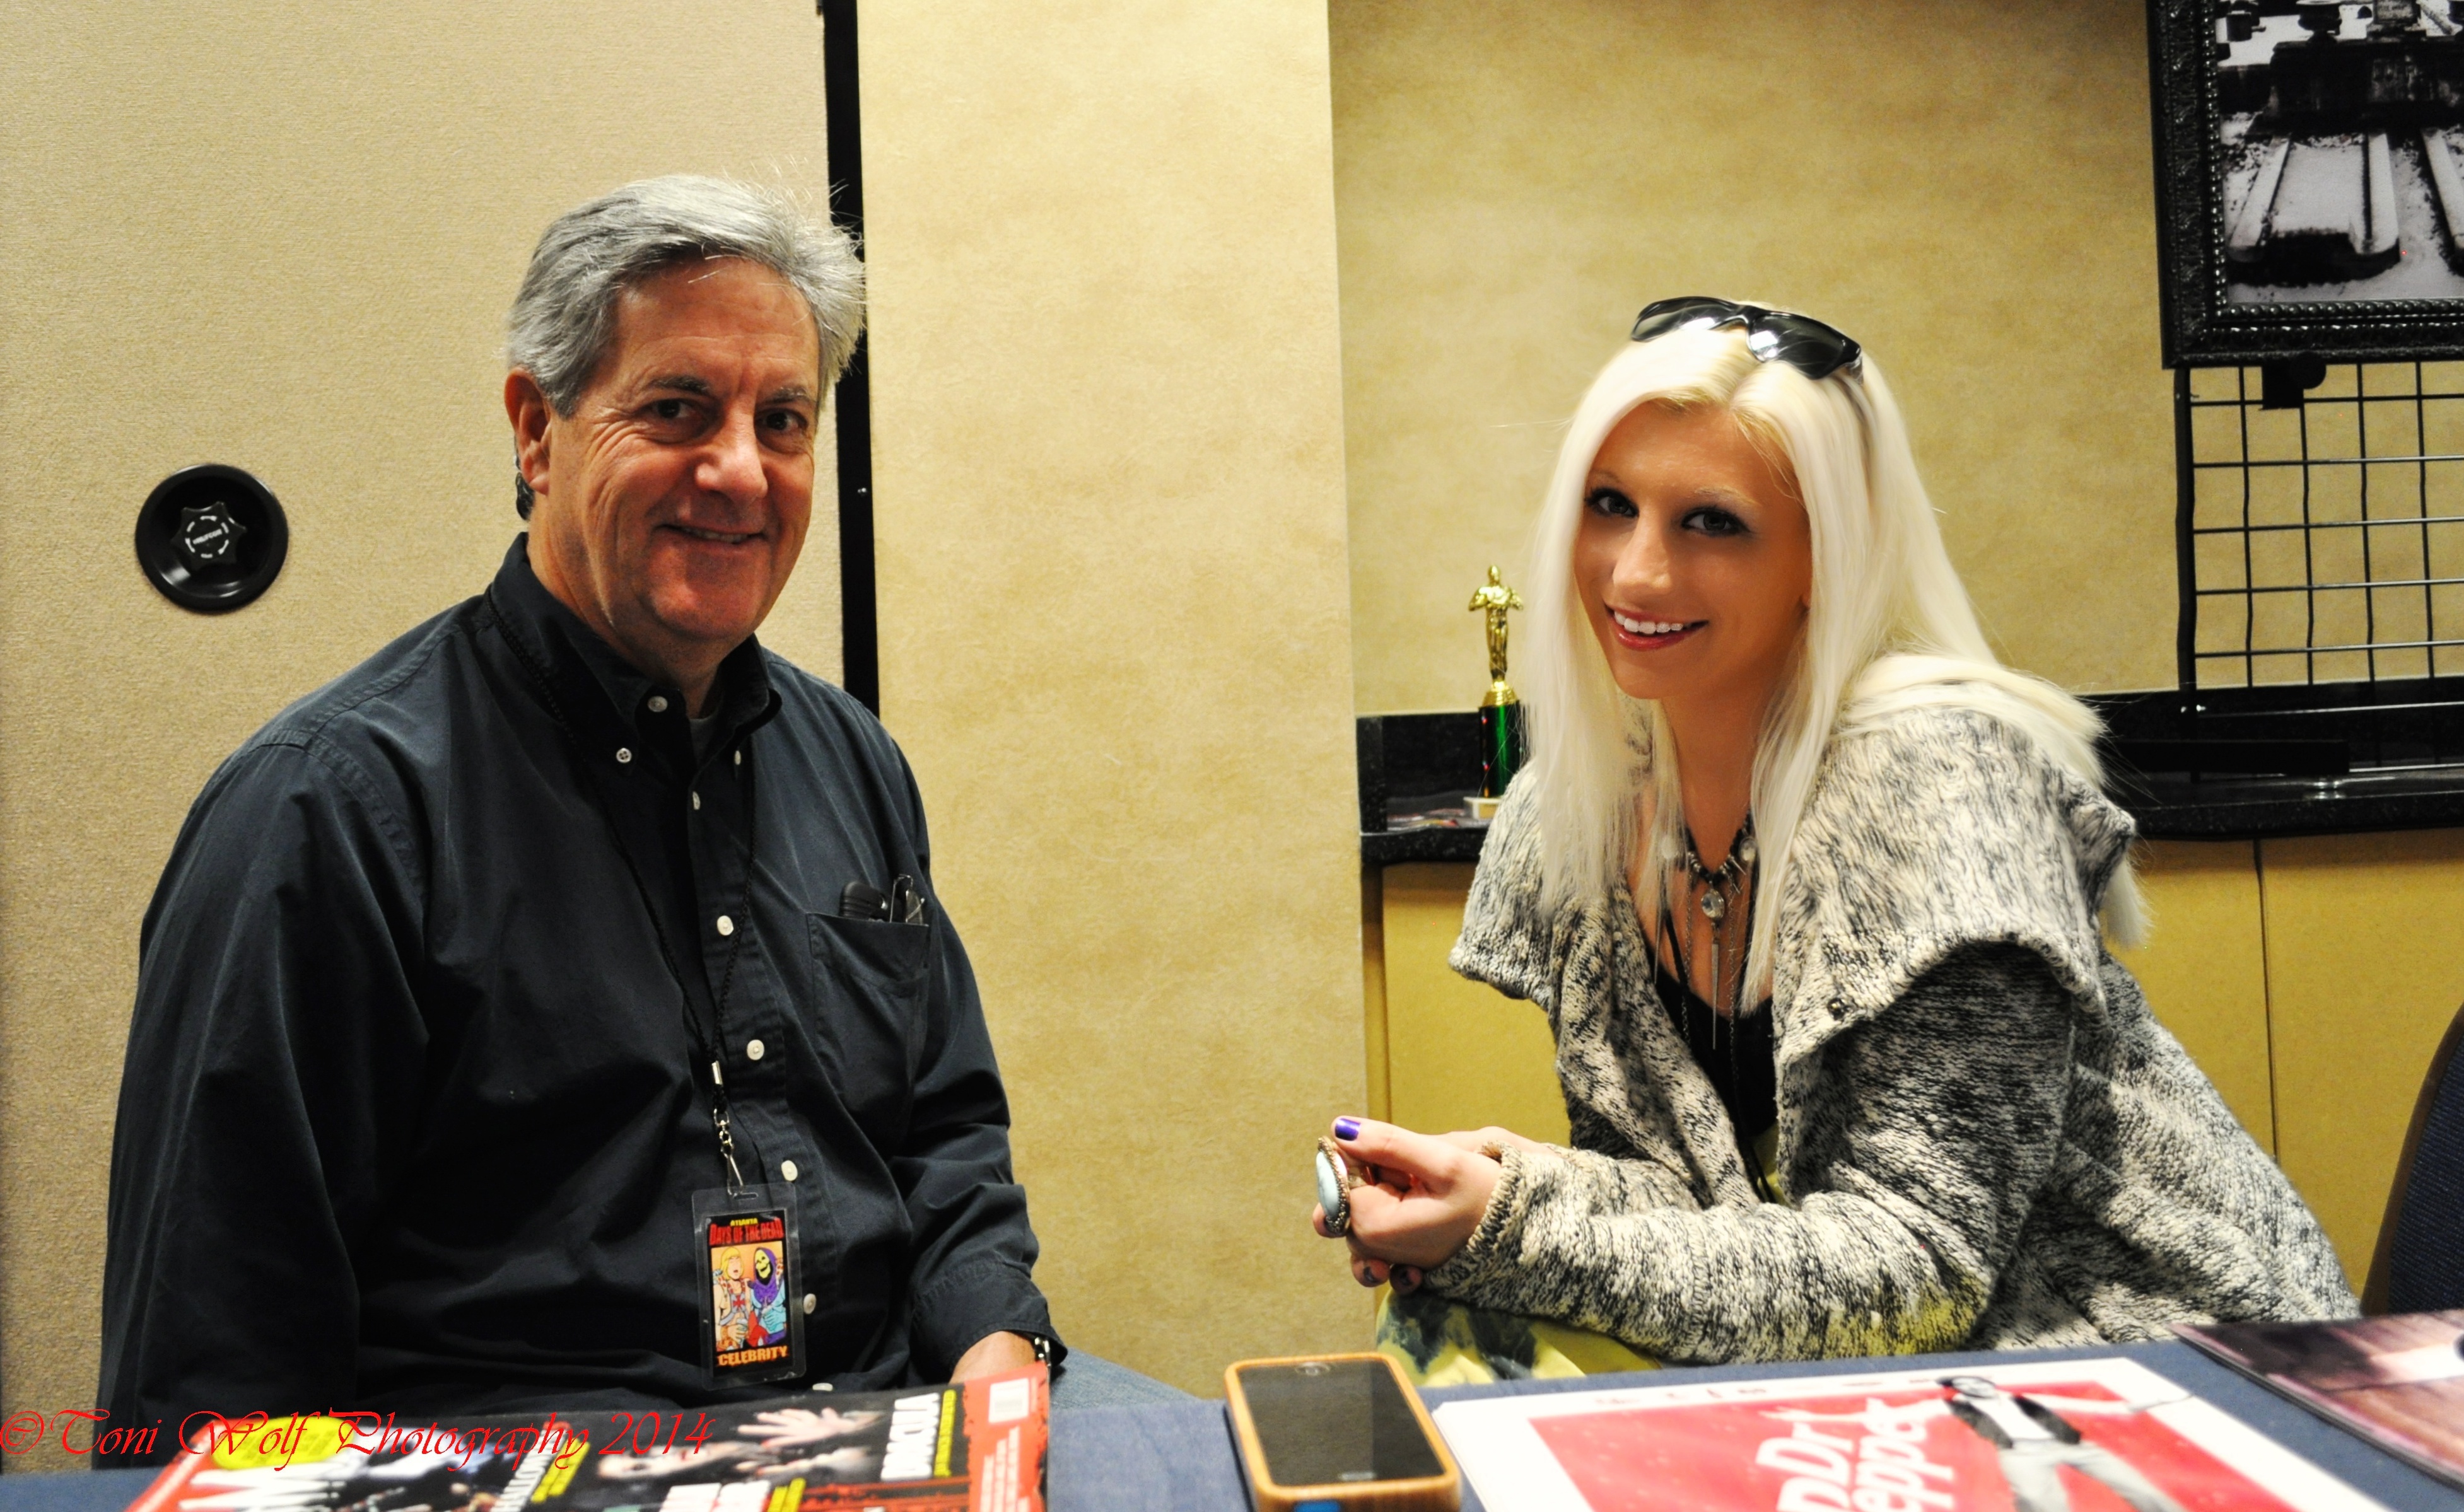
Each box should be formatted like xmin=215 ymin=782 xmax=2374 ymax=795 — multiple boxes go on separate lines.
xmin=2365 ymin=999 xmax=2464 ymax=1313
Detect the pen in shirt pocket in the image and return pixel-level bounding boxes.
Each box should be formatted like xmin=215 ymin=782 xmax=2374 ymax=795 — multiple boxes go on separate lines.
xmin=839 ymin=874 xmax=928 ymax=925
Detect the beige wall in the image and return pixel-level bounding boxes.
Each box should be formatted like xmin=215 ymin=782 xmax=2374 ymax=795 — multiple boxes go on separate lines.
xmin=860 ymin=1 xmax=1368 ymax=1391
xmin=1333 ymin=0 xmax=2176 ymax=714
xmin=0 ymin=0 xmax=2244 ymax=1449
xmin=0 ymin=1 xmax=838 ymax=1467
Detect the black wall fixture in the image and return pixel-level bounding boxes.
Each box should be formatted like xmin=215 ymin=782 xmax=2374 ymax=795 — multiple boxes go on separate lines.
xmin=822 ymin=0 xmax=878 ymax=713
xmin=135 ymin=463 xmax=289 ymax=612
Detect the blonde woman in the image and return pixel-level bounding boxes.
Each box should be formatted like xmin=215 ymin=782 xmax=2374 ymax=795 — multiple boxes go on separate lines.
xmin=1321 ymin=300 xmax=2354 ymax=1381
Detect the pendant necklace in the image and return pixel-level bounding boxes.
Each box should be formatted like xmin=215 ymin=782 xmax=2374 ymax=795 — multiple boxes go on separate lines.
xmin=1670 ymin=813 xmax=1756 ymax=1064
xmin=1680 ymin=815 xmax=1756 ymax=927
xmin=1670 ymin=811 xmax=1768 ymax=1199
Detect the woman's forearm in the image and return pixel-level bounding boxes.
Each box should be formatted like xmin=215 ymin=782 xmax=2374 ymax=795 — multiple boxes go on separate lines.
xmin=1422 ymin=944 xmax=2076 ymax=1363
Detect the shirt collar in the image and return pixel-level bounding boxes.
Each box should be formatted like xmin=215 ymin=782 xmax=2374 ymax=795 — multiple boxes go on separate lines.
xmin=486 ymin=535 xmax=779 ymax=744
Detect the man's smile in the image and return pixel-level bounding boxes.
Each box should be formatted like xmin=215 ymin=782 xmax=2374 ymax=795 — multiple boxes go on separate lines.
xmin=667 ymin=523 xmax=761 ymax=546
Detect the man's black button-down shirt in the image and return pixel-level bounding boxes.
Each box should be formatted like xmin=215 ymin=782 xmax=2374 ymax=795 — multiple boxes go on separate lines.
xmin=100 ymin=538 xmax=1053 ymax=1455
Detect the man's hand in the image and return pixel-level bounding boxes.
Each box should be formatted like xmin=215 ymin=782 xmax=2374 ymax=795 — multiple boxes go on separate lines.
xmin=1309 ymin=1117 xmax=1505 ymax=1294
xmin=950 ymin=1330 xmax=1039 ymax=1381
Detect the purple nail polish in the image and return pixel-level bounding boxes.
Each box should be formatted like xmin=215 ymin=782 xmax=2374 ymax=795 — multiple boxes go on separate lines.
xmin=1334 ymin=1117 xmax=1362 ymax=1141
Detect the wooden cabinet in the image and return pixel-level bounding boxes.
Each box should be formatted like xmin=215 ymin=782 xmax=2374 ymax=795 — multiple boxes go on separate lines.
xmin=2108 ymin=840 xmax=2275 ymax=1153
xmin=2258 ymin=830 xmax=2464 ymax=1285
xmin=1370 ymin=863 xmax=1567 ymax=1144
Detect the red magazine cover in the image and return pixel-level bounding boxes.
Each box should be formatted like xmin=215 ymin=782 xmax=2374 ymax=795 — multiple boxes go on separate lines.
xmin=1432 ymin=1356 xmax=2388 ymax=1512
xmin=124 ymin=1365 xmax=1048 ymax=1512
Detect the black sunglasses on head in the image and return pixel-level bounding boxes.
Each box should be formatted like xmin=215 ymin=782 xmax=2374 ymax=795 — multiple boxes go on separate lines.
xmin=1629 ymin=296 xmax=1862 ymax=381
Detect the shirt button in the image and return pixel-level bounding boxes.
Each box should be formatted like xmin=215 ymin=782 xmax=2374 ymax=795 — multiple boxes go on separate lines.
xmin=745 ymin=1038 xmax=766 ymax=1061
xmin=780 ymin=1159 xmax=799 ymax=1181
xmin=716 ymin=915 xmax=735 ymax=936
xmin=648 ymin=695 xmax=669 ymax=714
xmin=615 ymin=747 xmax=633 ymax=764
xmin=803 ymin=1293 xmax=817 ymax=1316
xmin=691 ymin=792 xmax=701 ymax=811
xmin=733 ymin=749 xmax=742 ymax=767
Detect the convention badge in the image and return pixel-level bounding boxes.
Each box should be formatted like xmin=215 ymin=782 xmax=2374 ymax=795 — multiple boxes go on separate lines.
xmin=691 ymin=1185 xmax=804 ymax=1385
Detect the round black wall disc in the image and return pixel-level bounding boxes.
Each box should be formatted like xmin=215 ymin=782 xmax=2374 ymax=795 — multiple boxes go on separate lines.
xmin=136 ymin=464 xmax=289 ymax=612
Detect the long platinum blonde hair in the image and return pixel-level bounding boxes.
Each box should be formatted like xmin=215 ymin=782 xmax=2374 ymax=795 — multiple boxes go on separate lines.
xmin=1519 ymin=323 xmax=2144 ymax=999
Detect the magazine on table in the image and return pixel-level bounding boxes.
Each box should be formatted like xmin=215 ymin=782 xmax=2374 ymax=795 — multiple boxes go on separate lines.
xmin=126 ymin=1364 xmax=1048 ymax=1512
xmin=1430 ymin=1354 xmax=2389 ymax=1512
xmin=2178 ymin=1310 xmax=2464 ymax=1493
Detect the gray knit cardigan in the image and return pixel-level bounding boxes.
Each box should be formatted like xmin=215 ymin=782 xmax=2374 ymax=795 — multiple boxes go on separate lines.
xmin=1433 ymin=704 xmax=2356 ymax=1362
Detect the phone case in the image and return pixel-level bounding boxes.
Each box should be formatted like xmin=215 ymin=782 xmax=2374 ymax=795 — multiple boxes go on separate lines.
xmin=1223 ymin=1352 xmax=1461 ymax=1512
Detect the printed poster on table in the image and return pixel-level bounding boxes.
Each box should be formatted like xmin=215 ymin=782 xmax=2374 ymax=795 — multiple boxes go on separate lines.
xmin=1432 ymin=1356 xmax=2388 ymax=1512
xmin=124 ymin=1365 xmax=1048 ymax=1512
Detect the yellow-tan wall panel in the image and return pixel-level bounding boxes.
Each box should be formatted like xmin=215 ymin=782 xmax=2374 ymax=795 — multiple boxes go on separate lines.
xmin=1377 ymin=864 xmax=1569 ymax=1143
xmin=858 ymin=0 xmax=1367 ymax=1390
xmin=0 ymin=1 xmax=836 ymax=1467
xmin=1363 ymin=869 xmax=1394 ymax=1122
xmin=2260 ymin=829 xmax=2464 ymax=1288
xmin=2110 ymin=840 xmax=2275 ymax=1151
xmin=1331 ymin=0 xmax=2173 ymax=714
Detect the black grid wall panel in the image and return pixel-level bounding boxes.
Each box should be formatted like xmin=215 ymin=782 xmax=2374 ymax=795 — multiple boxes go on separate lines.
xmin=2185 ymin=363 xmax=2464 ymax=692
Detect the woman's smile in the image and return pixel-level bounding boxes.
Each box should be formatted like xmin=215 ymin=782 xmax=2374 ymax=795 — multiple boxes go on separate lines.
xmin=1608 ymin=609 xmax=1707 ymax=648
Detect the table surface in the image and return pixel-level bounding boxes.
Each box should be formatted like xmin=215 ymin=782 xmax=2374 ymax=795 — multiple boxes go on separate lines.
xmin=8 ymin=1342 xmax=2460 ymax=1512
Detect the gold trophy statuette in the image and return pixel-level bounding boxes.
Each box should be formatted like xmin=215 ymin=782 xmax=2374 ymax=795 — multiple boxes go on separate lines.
xmin=1468 ymin=566 xmax=1526 ymax=814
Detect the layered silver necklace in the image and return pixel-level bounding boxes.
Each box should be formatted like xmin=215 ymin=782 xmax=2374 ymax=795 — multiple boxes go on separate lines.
xmin=1664 ymin=813 xmax=1757 ymax=1031
xmin=1681 ymin=816 xmax=1756 ymax=926
xmin=1663 ymin=812 xmax=1770 ymax=1199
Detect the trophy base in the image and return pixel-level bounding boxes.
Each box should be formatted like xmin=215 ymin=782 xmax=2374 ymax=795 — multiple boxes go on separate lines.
xmin=1478 ymin=701 xmax=1526 ymax=803
xmin=1469 ymin=794 xmax=1504 ymax=822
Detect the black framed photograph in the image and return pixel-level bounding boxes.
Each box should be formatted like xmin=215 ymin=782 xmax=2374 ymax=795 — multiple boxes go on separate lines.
xmin=2151 ymin=0 xmax=2464 ymax=365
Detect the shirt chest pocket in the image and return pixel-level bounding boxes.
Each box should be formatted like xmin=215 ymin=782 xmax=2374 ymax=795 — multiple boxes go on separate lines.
xmin=804 ymin=912 xmax=933 ymax=1134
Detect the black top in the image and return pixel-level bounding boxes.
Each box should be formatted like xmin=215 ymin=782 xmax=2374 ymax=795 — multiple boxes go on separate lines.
xmin=100 ymin=538 xmax=1054 ymax=1458
xmin=1650 ymin=955 xmax=1778 ymax=1177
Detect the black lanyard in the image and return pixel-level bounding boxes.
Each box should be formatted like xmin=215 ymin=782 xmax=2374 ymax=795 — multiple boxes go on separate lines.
xmin=484 ymin=588 xmax=757 ymax=1192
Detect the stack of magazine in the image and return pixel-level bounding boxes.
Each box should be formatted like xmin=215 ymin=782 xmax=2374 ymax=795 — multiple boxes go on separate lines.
xmin=2179 ymin=1310 xmax=2464 ymax=1495
xmin=127 ymin=1366 xmax=1048 ymax=1512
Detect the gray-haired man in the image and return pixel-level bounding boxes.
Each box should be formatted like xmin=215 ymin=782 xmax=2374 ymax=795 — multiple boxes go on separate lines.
xmin=100 ymin=178 xmax=1061 ymax=1457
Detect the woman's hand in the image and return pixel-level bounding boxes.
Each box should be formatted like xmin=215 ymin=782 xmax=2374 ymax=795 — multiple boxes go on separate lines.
xmin=1439 ymin=1125 xmax=1550 ymax=1158
xmin=1311 ymin=1117 xmax=1505 ymax=1294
